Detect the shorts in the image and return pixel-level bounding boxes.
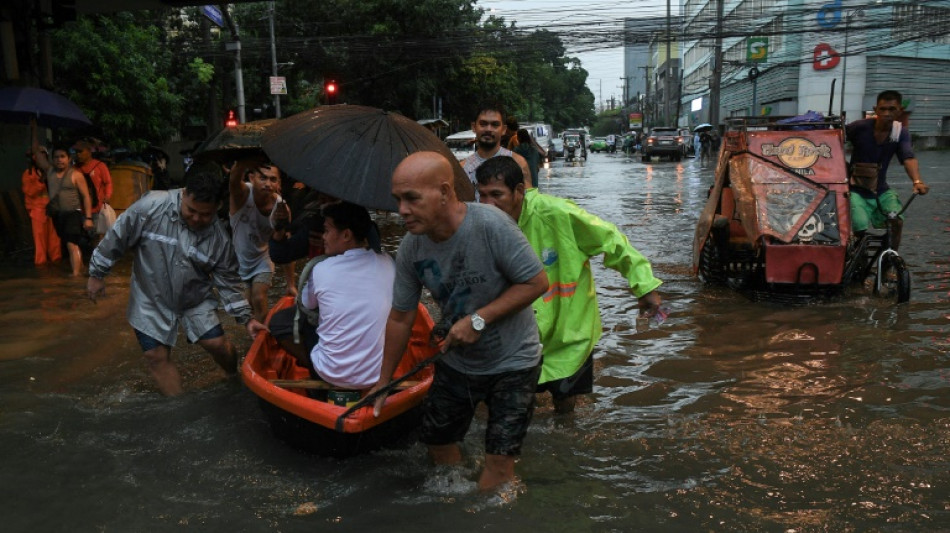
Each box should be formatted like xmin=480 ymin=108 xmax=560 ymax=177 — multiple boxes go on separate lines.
xmin=249 ymin=271 xmax=273 ymax=286
xmin=850 ymin=188 xmax=903 ymax=232
xmin=135 ymin=324 xmax=224 ymax=352
xmin=536 ymin=354 xmax=594 ymax=399
xmin=421 ymin=361 xmax=541 ymax=456
xmin=52 ymin=210 xmax=85 ymax=245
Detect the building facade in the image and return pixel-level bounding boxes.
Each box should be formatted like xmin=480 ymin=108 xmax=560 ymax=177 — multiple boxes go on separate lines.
xmin=679 ymin=0 xmax=950 ymax=139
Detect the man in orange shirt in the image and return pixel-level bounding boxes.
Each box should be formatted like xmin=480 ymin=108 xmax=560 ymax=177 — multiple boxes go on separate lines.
xmin=73 ymin=139 xmax=112 ymax=225
xmin=22 ymin=147 xmax=62 ymax=265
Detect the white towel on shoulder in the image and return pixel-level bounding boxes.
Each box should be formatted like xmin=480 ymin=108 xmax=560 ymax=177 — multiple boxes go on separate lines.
xmin=889 ymin=121 xmax=902 ymax=143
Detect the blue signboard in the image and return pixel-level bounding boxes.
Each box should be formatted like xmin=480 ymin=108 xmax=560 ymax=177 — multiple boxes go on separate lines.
xmin=202 ymin=5 xmax=224 ymax=28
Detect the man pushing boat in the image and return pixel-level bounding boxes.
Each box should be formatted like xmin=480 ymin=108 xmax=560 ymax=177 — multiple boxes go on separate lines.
xmin=369 ymin=151 xmax=548 ymax=491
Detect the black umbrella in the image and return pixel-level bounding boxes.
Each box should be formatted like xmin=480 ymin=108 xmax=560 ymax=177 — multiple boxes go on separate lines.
xmin=192 ymin=118 xmax=278 ymax=164
xmin=693 ymin=123 xmax=714 ymax=133
xmin=261 ymin=105 xmax=474 ymax=211
xmin=0 ymin=86 xmax=92 ymax=129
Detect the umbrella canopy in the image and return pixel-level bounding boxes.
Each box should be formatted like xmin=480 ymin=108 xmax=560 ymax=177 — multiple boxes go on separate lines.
xmin=262 ymin=105 xmax=474 ymax=211
xmin=192 ymin=118 xmax=278 ymax=163
xmin=0 ymin=86 xmax=91 ymax=129
xmin=693 ymin=123 xmax=714 ymax=132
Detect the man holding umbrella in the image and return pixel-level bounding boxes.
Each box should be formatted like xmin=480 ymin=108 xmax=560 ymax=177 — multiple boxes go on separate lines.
xmin=371 ymin=151 xmax=548 ymax=491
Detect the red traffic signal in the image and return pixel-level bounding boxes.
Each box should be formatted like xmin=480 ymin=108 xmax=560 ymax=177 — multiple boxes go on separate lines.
xmin=225 ymin=110 xmax=238 ymax=128
xmin=324 ymin=79 xmax=338 ymax=105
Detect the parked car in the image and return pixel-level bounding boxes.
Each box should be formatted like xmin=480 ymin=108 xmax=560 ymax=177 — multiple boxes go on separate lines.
xmin=642 ymin=127 xmax=683 ymax=162
xmin=589 ymin=137 xmax=608 ymax=153
xmin=548 ymin=138 xmax=564 ymax=159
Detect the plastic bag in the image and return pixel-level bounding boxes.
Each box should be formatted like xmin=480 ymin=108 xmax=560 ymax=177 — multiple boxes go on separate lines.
xmin=96 ymin=203 xmax=117 ymax=235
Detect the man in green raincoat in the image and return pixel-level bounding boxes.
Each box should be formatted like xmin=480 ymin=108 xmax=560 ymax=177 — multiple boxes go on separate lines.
xmin=476 ymin=156 xmax=663 ymax=413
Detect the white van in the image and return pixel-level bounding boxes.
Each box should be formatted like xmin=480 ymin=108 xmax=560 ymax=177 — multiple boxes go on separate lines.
xmin=521 ymin=123 xmax=553 ymax=151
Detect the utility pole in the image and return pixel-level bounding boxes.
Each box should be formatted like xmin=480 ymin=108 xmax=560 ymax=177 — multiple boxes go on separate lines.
xmin=639 ymin=65 xmax=652 ymax=128
xmin=221 ymin=5 xmax=246 ymax=124
xmin=709 ymin=0 xmax=724 ymax=128
xmin=268 ymin=2 xmax=280 ymax=118
xmin=599 ymin=79 xmax=603 ymax=113
xmin=665 ymin=0 xmax=671 ymax=126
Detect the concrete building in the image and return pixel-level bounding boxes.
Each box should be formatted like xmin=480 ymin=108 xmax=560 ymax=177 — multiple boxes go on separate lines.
xmin=679 ymin=0 xmax=950 ymax=142
xmin=624 ymin=16 xmax=683 ymax=130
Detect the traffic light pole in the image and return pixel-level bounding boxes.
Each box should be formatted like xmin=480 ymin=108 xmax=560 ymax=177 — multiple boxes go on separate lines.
xmin=268 ymin=2 xmax=281 ymax=118
xmin=221 ymin=5 xmax=246 ymax=124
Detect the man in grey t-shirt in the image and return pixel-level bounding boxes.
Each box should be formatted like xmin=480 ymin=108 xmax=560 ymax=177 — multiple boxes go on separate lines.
xmin=370 ymin=151 xmax=548 ymax=492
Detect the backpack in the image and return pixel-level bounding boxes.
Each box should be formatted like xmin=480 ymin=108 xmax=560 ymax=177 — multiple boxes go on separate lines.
xmin=293 ymin=254 xmax=328 ymax=344
xmin=81 ymin=168 xmax=100 ymax=208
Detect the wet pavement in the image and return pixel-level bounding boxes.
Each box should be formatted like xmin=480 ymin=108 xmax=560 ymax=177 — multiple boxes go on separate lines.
xmin=1 ymin=149 xmax=948 ymax=532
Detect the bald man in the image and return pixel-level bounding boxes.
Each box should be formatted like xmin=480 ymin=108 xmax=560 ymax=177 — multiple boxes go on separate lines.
xmin=370 ymin=151 xmax=548 ymax=491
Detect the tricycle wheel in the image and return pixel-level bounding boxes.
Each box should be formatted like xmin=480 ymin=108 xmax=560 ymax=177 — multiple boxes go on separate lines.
xmin=698 ymin=236 xmax=726 ymax=284
xmin=875 ymin=255 xmax=911 ymax=303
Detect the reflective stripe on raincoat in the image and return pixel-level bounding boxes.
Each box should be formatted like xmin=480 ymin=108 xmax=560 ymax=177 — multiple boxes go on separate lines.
xmin=89 ymin=189 xmax=253 ymax=346
xmin=518 ymin=189 xmax=662 ymax=384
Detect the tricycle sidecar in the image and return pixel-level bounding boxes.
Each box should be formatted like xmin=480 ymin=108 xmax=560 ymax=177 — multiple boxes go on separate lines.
xmin=692 ymin=116 xmax=855 ymax=303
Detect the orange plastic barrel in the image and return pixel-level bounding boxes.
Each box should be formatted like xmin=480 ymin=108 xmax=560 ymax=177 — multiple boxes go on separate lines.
xmin=109 ymin=163 xmax=152 ymax=213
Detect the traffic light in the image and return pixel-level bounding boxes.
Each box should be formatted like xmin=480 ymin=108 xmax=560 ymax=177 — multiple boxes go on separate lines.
xmin=225 ymin=110 xmax=238 ymax=128
xmin=324 ymin=79 xmax=338 ymax=105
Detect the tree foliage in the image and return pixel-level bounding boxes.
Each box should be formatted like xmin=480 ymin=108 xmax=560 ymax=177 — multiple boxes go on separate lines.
xmin=50 ymin=12 xmax=188 ymax=151
xmin=47 ymin=0 xmax=595 ymax=148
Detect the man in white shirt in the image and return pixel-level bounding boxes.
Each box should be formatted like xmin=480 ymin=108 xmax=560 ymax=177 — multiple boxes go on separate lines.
xmin=292 ymin=201 xmax=395 ymax=389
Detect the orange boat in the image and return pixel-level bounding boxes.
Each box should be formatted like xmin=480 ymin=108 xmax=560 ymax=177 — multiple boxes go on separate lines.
xmin=242 ymin=296 xmax=437 ymax=457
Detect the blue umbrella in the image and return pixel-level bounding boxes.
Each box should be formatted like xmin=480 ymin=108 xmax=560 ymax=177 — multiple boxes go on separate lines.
xmin=0 ymin=86 xmax=92 ymax=129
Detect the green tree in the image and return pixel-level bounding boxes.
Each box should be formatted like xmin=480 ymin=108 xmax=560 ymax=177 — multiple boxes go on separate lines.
xmin=51 ymin=12 xmax=188 ymax=151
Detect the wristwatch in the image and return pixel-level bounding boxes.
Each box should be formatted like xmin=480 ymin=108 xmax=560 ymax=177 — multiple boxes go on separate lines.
xmin=470 ymin=312 xmax=486 ymax=332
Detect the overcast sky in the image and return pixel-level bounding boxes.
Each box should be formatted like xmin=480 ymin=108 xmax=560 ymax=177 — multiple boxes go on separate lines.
xmin=480 ymin=0 xmax=680 ymax=107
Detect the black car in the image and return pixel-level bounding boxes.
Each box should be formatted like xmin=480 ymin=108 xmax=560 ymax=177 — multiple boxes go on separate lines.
xmin=642 ymin=127 xmax=684 ymax=162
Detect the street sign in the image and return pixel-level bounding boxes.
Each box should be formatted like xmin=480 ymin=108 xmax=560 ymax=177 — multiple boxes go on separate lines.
xmin=747 ymin=37 xmax=768 ymax=63
xmin=629 ymin=113 xmax=643 ymax=129
xmin=202 ymin=5 xmax=224 ymax=28
xmin=270 ymin=76 xmax=287 ymax=95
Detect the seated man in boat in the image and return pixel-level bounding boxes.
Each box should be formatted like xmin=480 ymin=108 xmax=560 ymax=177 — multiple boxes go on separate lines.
xmin=475 ymin=156 xmax=663 ymax=414
xmin=370 ymin=151 xmax=548 ymax=492
xmin=285 ymin=201 xmax=395 ymax=390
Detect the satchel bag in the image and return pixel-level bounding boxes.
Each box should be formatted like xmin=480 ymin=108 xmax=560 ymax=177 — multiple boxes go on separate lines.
xmin=96 ymin=202 xmax=117 ymax=235
xmin=849 ymin=162 xmax=879 ymax=193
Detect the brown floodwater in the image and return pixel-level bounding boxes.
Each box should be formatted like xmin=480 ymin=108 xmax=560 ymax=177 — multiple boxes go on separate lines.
xmin=1 ymin=150 xmax=947 ymax=532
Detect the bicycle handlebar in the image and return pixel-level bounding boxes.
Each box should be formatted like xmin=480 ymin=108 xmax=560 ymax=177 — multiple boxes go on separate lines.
xmin=896 ymin=193 xmax=918 ymax=218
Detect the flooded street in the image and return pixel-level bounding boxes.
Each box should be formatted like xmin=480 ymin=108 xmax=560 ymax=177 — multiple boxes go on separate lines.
xmin=1 ymin=150 xmax=948 ymax=532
